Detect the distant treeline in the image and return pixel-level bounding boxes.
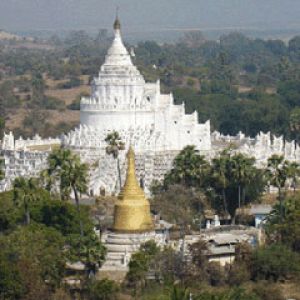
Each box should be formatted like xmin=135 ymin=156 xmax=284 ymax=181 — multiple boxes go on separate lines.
xmin=0 ymin=30 xmax=300 ymax=140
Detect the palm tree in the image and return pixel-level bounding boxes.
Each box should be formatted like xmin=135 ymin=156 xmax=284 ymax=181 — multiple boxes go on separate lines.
xmin=170 ymin=285 xmax=190 ymax=300
xmin=285 ymin=161 xmax=300 ymax=194
xmin=67 ymin=234 xmax=106 ymax=278
xmin=47 ymin=148 xmax=74 ymax=200
xmin=47 ymin=148 xmax=88 ymax=236
xmin=165 ymin=145 xmax=209 ymax=188
xmin=231 ymin=154 xmax=256 ymax=209
xmin=266 ymin=155 xmax=288 ymax=220
xmin=13 ymin=177 xmax=39 ymax=225
xmin=105 ymin=131 xmax=125 ymax=191
xmin=211 ymin=150 xmax=231 ymax=215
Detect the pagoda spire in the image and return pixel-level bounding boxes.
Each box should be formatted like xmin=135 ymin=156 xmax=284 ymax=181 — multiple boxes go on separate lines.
xmin=113 ymin=147 xmax=154 ymax=233
xmin=118 ymin=146 xmax=146 ymax=201
xmin=113 ymin=7 xmax=121 ymax=31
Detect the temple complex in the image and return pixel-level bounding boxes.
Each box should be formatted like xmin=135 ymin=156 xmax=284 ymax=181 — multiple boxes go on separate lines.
xmin=1 ymin=17 xmax=300 ymax=195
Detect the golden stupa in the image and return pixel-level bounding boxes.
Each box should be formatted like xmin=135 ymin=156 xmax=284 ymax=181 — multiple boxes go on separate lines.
xmin=113 ymin=147 xmax=154 ymax=233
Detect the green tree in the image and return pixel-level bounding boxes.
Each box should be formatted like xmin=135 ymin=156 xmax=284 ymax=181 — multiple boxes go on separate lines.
xmin=187 ymin=239 xmax=210 ymax=282
xmin=285 ymin=161 xmax=300 ymax=193
xmin=289 ymin=107 xmax=300 ymax=143
xmin=210 ymin=149 xmax=231 ymax=214
xmin=195 ymin=288 xmax=259 ymax=300
xmin=13 ymin=177 xmax=39 ymax=225
xmin=85 ymin=278 xmax=119 ymax=300
xmin=0 ymin=191 xmax=23 ymax=232
xmin=266 ymin=195 xmax=300 ymax=251
xmin=0 ymin=224 xmax=65 ymax=295
xmin=126 ymin=240 xmax=159 ymax=292
xmin=169 ymin=285 xmax=190 ymax=300
xmin=231 ymin=153 xmax=256 ymax=210
xmin=165 ymin=145 xmax=209 ymax=188
xmin=30 ymin=198 xmax=94 ymax=236
xmin=0 ymin=253 xmax=25 ymax=300
xmin=266 ymin=155 xmax=288 ymax=219
xmin=67 ymin=234 xmax=106 ymax=276
xmin=105 ymin=131 xmax=125 ymax=191
xmin=47 ymin=148 xmax=89 ymax=236
xmin=151 ymin=185 xmax=208 ymax=227
xmin=251 ymin=244 xmax=300 ymax=281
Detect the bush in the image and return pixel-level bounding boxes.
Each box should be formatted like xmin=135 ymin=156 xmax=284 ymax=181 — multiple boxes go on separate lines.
xmin=57 ymin=77 xmax=82 ymax=89
xmin=208 ymin=262 xmax=226 ymax=286
xmin=252 ymin=282 xmax=284 ymax=300
xmin=67 ymin=97 xmax=80 ymax=110
xmin=251 ymin=244 xmax=300 ymax=281
xmin=227 ymin=262 xmax=250 ymax=286
xmin=196 ymin=287 xmax=259 ymax=300
xmin=85 ymin=279 xmax=119 ymax=300
xmin=30 ymin=199 xmax=94 ymax=236
xmin=0 ymin=191 xmax=23 ymax=232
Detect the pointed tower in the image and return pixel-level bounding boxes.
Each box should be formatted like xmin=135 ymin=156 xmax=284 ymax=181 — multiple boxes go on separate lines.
xmin=103 ymin=14 xmax=134 ymax=67
xmin=113 ymin=147 xmax=154 ymax=232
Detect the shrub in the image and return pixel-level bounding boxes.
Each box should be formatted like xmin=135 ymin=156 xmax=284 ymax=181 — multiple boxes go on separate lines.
xmin=85 ymin=279 xmax=119 ymax=300
xmin=251 ymin=244 xmax=300 ymax=281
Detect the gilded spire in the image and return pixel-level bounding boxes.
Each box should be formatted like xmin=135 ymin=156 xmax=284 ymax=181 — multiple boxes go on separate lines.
xmin=118 ymin=146 xmax=146 ymax=201
xmin=113 ymin=146 xmax=154 ymax=232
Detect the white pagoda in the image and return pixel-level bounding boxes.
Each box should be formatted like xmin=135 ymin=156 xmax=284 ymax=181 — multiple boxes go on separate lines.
xmin=65 ymin=17 xmax=211 ymax=154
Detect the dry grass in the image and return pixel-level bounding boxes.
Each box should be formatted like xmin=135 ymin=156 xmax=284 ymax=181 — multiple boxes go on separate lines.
xmin=5 ymin=108 xmax=80 ymax=131
xmin=96 ymin=270 xmax=127 ymax=283
xmin=280 ymin=282 xmax=300 ymax=300
xmin=45 ymin=75 xmax=90 ymax=105
xmin=260 ymin=193 xmax=278 ymax=205
xmin=45 ymin=86 xmax=90 ymax=105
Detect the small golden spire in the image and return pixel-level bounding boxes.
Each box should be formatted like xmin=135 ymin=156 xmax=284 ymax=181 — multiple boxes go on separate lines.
xmin=113 ymin=147 xmax=154 ymax=232
xmin=119 ymin=146 xmax=146 ymax=201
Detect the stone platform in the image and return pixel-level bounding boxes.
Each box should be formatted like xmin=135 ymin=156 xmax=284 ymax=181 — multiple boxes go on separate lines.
xmin=101 ymin=231 xmax=156 ymax=271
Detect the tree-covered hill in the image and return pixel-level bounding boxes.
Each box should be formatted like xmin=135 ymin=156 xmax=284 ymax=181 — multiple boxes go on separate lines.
xmin=0 ymin=30 xmax=300 ymax=140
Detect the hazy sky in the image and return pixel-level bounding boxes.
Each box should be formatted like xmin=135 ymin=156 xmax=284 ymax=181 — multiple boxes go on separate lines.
xmin=0 ymin=0 xmax=300 ymax=33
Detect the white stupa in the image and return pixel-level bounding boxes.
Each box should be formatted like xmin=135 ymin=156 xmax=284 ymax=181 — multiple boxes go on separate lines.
xmin=65 ymin=17 xmax=211 ymax=154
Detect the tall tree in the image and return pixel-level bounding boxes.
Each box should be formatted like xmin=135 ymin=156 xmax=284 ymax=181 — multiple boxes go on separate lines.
xmin=13 ymin=177 xmax=39 ymax=225
xmin=211 ymin=149 xmax=231 ymax=215
xmin=231 ymin=154 xmax=256 ymax=209
xmin=105 ymin=131 xmax=125 ymax=191
xmin=46 ymin=148 xmax=88 ymax=236
xmin=67 ymin=234 xmax=106 ymax=277
xmin=266 ymin=155 xmax=288 ymax=220
xmin=285 ymin=161 xmax=300 ymax=194
xmin=165 ymin=145 xmax=209 ymax=188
